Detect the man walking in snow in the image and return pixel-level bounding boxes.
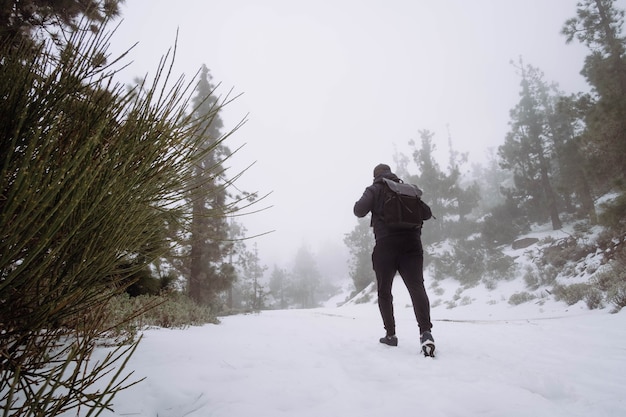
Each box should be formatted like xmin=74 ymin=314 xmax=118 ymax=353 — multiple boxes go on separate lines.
xmin=353 ymin=163 xmax=435 ymax=357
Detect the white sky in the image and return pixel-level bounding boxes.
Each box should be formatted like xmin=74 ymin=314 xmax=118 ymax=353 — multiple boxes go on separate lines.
xmin=108 ymin=0 xmax=624 ymax=271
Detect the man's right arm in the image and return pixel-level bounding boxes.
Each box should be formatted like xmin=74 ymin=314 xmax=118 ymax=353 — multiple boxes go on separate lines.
xmin=353 ymin=186 xmax=375 ymax=218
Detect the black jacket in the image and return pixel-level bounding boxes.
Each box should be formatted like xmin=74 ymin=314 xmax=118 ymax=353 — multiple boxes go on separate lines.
xmin=353 ymin=172 xmax=421 ymax=241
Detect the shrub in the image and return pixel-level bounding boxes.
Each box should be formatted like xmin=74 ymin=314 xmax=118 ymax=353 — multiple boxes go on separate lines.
xmin=430 ymin=281 xmax=445 ymax=296
xmin=590 ymin=245 xmax=626 ymax=311
xmin=607 ymin=282 xmax=626 ymax=312
xmin=484 ymin=250 xmax=516 ymax=281
xmin=106 ymin=292 xmax=217 ymax=333
xmin=552 ymin=283 xmax=592 ymax=306
xmin=584 ymin=288 xmax=605 ymax=310
xmin=430 ymin=238 xmax=515 ymax=287
xmin=541 ymin=237 xmax=595 ymax=270
xmin=353 ymin=292 xmax=373 ymax=304
xmin=484 ymin=278 xmax=498 ymax=290
xmin=598 ymin=192 xmax=626 ymax=230
xmin=508 ymin=292 xmax=536 ymax=305
xmin=537 ymin=265 xmax=559 ymax=287
xmin=481 ymin=199 xmax=528 ymax=246
xmin=523 ymin=267 xmax=539 ymax=290
xmin=0 ymin=27 xmax=227 ymax=417
xmin=460 ymin=296 xmax=473 ymax=306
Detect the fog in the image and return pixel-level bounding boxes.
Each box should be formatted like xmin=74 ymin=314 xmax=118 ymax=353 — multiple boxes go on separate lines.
xmin=108 ymin=0 xmax=621 ymax=275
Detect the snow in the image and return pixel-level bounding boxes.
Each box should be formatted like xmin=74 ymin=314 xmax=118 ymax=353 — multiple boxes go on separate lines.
xmin=62 ymin=221 xmax=626 ymax=417
xmin=84 ymin=282 xmax=626 ymax=417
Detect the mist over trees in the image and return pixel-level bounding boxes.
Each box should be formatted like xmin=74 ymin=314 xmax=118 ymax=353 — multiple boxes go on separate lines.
xmin=344 ymin=0 xmax=626 ymax=296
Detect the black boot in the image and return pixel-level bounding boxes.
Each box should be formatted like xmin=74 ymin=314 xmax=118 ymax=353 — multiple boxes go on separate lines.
xmin=420 ymin=331 xmax=435 ymax=357
xmin=379 ymin=335 xmax=398 ymax=346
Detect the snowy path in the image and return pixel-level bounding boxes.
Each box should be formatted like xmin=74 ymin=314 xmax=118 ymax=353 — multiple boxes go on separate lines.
xmin=93 ymin=303 xmax=626 ymax=417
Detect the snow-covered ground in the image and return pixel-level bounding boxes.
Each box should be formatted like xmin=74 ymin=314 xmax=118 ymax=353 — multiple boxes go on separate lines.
xmin=73 ymin=221 xmax=626 ymax=417
xmin=86 ymin=281 xmax=626 ymax=417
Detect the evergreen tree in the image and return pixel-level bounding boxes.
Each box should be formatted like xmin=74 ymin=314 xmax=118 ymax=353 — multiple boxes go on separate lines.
xmin=550 ymin=95 xmax=598 ymax=222
xmin=0 ymin=23 xmax=238 ymax=416
xmin=445 ymin=128 xmax=480 ymax=223
xmin=407 ymin=130 xmax=478 ymax=243
xmin=269 ymin=265 xmax=289 ymax=309
xmin=481 ymin=192 xmax=527 ymax=245
xmin=470 ymin=149 xmax=510 ymax=214
xmin=563 ymin=0 xmax=626 ymax=182
xmin=408 ymin=130 xmax=447 ymax=242
xmin=0 ymin=0 xmax=123 ymax=50
xmin=239 ymin=242 xmax=268 ymax=310
xmin=498 ymin=62 xmax=562 ymax=230
xmin=290 ymin=244 xmax=321 ymax=308
xmin=186 ymin=64 xmax=234 ymax=306
xmin=222 ymin=219 xmax=247 ymax=309
xmin=343 ymin=217 xmax=375 ymax=294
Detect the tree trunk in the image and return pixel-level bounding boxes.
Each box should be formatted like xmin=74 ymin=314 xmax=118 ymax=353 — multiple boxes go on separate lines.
xmin=539 ymin=154 xmax=562 ymax=230
xmin=579 ymin=173 xmax=598 ymax=224
xmin=189 ymin=197 xmax=207 ymax=304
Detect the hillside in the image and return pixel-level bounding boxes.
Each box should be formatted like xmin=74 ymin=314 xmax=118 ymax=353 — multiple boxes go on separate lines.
xmin=340 ymin=217 xmax=623 ymax=318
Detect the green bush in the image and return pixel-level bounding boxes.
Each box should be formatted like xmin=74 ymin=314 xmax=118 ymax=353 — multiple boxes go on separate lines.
xmin=481 ymin=200 xmax=528 ymax=245
xmin=538 ymin=265 xmax=559 ymax=287
xmin=524 ymin=264 xmax=560 ymax=291
xmin=541 ymin=236 xmax=595 ymax=270
xmin=523 ymin=267 xmax=540 ymax=290
xmin=607 ymin=282 xmax=626 ymax=312
xmin=508 ymin=292 xmax=536 ymax=305
xmin=591 ymin=257 xmax=626 ymax=312
xmin=0 ymin=27 xmax=226 ymax=417
xmin=105 ymin=292 xmax=217 ymax=336
xmin=431 ymin=238 xmax=515 ymax=286
xmin=584 ymin=288 xmax=605 ymax=310
xmin=598 ymin=192 xmax=626 ymax=230
xmin=552 ymin=283 xmax=592 ymax=306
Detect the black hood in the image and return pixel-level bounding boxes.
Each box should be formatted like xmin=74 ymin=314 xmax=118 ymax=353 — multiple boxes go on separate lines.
xmin=373 ymin=171 xmax=400 ymax=184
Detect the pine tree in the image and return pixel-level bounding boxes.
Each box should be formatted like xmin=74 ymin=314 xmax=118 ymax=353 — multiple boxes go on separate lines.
xmin=343 ymin=218 xmax=375 ymax=294
xmin=0 ymin=0 xmax=123 ymax=49
xmin=1 ymin=23 xmax=234 ymax=416
xmin=408 ymin=130 xmax=446 ymax=242
xmin=499 ymin=62 xmax=562 ymax=230
xmin=562 ymin=0 xmax=626 ymax=181
xmin=408 ymin=130 xmax=478 ymax=242
xmin=269 ymin=265 xmax=289 ymax=309
xmin=239 ymin=242 xmax=268 ymax=310
xmin=186 ymin=64 xmax=234 ymax=306
xmin=470 ymin=149 xmax=510 ymax=214
xmin=290 ymin=245 xmax=321 ymax=308
xmin=550 ymin=95 xmax=598 ymax=222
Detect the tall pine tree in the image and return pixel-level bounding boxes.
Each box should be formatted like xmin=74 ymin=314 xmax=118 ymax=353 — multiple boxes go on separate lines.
xmin=187 ymin=65 xmax=234 ymax=306
xmin=563 ymin=0 xmax=626 ymax=182
xmin=499 ymin=62 xmax=563 ymax=230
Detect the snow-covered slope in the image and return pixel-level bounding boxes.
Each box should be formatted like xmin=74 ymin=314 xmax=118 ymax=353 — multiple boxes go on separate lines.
xmin=340 ymin=220 xmax=614 ymax=315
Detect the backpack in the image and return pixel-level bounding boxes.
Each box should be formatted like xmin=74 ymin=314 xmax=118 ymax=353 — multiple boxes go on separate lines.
xmin=380 ymin=178 xmax=432 ymax=228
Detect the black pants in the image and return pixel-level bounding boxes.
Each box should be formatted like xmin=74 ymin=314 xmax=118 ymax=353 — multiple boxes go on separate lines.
xmin=372 ymin=234 xmax=432 ymax=336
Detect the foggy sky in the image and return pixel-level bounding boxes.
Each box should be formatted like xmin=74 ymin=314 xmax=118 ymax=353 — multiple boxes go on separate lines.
xmin=108 ymin=0 xmax=623 ymax=275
